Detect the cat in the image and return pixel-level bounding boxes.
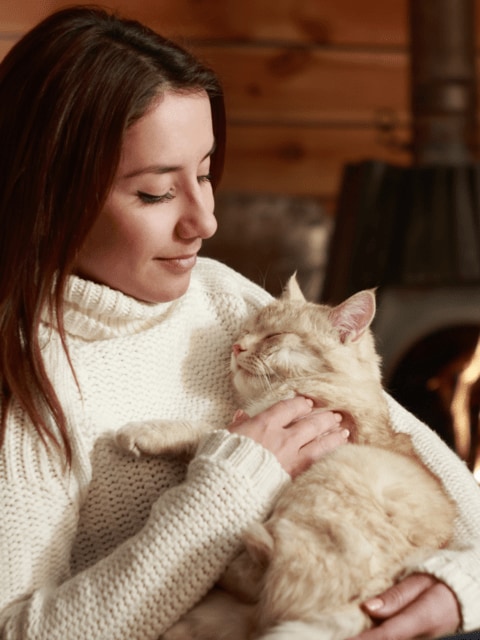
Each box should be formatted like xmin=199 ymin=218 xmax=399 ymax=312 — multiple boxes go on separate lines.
xmin=116 ymin=276 xmax=456 ymax=640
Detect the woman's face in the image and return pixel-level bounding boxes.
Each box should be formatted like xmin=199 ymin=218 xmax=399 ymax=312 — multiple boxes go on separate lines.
xmin=74 ymin=90 xmax=217 ymax=303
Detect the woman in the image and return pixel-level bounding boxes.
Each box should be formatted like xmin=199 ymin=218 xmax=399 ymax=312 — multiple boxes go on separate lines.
xmin=0 ymin=7 xmax=478 ymax=640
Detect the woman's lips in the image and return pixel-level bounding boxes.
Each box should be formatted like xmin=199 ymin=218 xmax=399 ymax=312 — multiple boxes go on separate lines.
xmin=156 ymin=254 xmax=198 ymax=273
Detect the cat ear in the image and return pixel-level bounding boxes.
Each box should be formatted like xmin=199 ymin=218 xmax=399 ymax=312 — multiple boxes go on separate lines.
xmin=281 ymin=272 xmax=306 ymax=303
xmin=328 ymin=289 xmax=376 ymax=344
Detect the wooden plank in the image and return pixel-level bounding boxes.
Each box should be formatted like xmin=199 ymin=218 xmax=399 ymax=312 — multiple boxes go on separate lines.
xmin=3 ymin=0 xmax=480 ymax=49
xmin=0 ymin=34 xmax=410 ymax=126
xmin=0 ymin=0 xmax=409 ymax=46
xmin=219 ymin=124 xmax=412 ymax=197
xmin=198 ymin=45 xmax=410 ymax=126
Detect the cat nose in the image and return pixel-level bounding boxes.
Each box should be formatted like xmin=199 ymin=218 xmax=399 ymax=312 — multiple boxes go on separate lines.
xmin=232 ymin=343 xmax=246 ymax=356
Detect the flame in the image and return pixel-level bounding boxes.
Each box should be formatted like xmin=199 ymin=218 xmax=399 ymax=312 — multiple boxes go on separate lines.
xmin=474 ymin=460 xmax=480 ymax=483
xmin=474 ymin=438 xmax=480 ymax=483
xmin=450 ymin=333 xmax=480 ymax=481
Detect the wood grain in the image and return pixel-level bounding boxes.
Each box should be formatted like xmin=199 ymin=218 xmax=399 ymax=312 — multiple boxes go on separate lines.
xmin=2 ymin=0 xmax=478 ymax=202
xmin=0 ymin=0 xmax=408 ymax=45
xmin=221 ymin=124 xmax=411 ymax=197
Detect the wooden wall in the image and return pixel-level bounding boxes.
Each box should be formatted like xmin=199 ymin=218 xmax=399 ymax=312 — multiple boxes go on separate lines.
xmin=1 ymin=0 xmax=477 ymax=213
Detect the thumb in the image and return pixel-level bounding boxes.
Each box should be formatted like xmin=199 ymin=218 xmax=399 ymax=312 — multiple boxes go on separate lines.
xmin=362 ymin=574 xmax=434 ymax=619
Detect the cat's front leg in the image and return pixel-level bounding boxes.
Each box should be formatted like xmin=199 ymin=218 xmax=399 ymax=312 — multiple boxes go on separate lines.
xmin=115 ymin=419 xmax=211 ymax=458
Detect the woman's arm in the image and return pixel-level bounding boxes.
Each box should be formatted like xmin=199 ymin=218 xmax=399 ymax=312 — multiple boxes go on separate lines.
xmin=0 ymin=427 xmax=289 ymax=639
xmin=0 ymin=397 xmax=345 ymax=640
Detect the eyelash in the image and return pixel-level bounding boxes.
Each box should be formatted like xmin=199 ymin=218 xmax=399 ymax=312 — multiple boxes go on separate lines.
xmin=265 ymin=333 xmax=283 ymax=340
xmin=137 ymin=191 xmax=174 ymax=204
xmin=137 ymin=174 xmax=212 ymax=205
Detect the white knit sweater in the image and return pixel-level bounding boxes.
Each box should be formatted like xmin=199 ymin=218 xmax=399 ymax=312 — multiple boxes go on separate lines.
xmin=0 ymin=258 xmax=479 ymax=639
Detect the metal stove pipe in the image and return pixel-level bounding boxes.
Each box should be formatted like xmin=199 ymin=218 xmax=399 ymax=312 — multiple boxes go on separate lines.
xmin=410 ymin=0 xmax=477 ymax=165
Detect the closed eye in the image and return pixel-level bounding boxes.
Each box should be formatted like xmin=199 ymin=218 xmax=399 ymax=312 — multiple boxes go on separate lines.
xmin=265 ymin=332 xmax=284 ymax=340
xmin=137 ymin=190 xmax=175 ymax=204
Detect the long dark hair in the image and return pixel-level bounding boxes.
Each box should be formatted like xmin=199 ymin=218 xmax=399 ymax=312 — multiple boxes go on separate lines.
xmin=0 ymin=5 xmax=226 ymax=464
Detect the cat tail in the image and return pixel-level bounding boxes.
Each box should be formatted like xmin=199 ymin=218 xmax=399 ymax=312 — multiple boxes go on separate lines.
xmin=256 ymin=605 xmax=371 ymax=640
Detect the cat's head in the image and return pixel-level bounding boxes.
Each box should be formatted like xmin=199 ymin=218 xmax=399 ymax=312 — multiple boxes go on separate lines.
xmin=230 ymin=275 xmax=381 ymax=412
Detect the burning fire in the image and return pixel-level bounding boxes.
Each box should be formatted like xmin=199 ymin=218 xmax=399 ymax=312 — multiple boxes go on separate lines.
xmin=450 ymin=333 xmax=480 ymax=482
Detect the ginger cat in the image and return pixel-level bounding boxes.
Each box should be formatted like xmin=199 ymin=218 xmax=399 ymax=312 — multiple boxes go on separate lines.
xmin=116 ymin=276 xmax=456 ymax=640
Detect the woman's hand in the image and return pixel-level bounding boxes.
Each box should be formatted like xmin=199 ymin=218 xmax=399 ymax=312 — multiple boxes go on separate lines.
xmin=227 ymin=396 xmax=349 ymax=477
xmin=348 ymin=573 xmax=461 ymax=640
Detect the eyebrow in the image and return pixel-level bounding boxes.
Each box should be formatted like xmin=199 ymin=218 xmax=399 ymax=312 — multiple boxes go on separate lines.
xmin=122 ymin=139 xmax=217 ymax=179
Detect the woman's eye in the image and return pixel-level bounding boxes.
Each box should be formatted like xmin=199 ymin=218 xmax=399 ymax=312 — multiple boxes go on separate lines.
xmin=198 ymin=173 xmax=212 ymax=184
xmin=137 ymin=190 xmax=175 ymax=205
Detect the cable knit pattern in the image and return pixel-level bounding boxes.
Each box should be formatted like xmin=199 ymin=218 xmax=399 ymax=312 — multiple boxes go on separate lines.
xmin=0 ymin=257 xmax=479 ymax=637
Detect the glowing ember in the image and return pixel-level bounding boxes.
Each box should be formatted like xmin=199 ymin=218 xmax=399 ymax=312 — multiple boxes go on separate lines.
xmin=450 ymin=333 xmax=480 ymax=481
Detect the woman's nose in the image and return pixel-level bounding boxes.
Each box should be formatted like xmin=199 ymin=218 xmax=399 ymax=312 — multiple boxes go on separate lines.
xmin=176 ymin=189 xmax=217 ymax=240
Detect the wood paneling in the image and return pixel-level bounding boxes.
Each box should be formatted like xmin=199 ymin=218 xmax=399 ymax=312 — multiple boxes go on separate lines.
xmin=0 ymin=0 xmax=409 ymax=45
xmin=0 ymin=39 xmax=410 ymax=127
xmin=222 ymin=123 xmax=410 ymax=199
xmin=3 ymin=0 xmax=478 ymax=203
xmin=199 ymin=46 xmax=409 ymax=126
xmin=4 ymin=0 xmax=480 ymax=47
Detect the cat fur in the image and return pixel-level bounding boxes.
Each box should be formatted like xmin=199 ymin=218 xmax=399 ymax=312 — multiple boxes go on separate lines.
xmin=116 ymin=276 xmax=456 ymax=640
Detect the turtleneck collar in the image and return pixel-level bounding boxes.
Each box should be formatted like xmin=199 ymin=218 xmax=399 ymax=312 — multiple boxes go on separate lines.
xmin=56 ymin=275 xmax=180 ymax=340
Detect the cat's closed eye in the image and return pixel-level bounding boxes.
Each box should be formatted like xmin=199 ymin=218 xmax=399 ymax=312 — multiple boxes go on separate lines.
xmin=264 ymin=333 xmax=284 ymax=340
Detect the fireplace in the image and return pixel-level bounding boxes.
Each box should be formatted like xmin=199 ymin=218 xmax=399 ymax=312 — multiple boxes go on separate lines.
xmin=321 ymin=0 xmax=480 ymax=477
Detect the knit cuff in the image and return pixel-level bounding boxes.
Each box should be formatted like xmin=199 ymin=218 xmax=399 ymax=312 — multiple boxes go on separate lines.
xmin=410 ymin=545 xmax=480 ymax=632
xmin=191 ymin=429 xmax=291 ymax=508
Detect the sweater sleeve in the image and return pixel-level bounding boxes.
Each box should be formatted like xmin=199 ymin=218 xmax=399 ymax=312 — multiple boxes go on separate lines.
xmin=0 ymin=427 xmax=289 ymax=640
xmin=385 ymin=393 xmax=480 ymax=631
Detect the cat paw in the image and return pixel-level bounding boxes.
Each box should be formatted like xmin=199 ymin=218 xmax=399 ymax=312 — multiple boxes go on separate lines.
xmin=115 ymin=421 xmax=161 ymax=457
xmin=116 ymin=419 xmax=203 ymax=459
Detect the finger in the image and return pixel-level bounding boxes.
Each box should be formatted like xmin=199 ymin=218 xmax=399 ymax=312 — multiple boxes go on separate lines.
xmin=290 ymin=410 xmax=344 ymax=443
xmin=363 ymin=574 xmax=435 ymax=619
xmin=296 ymin=408 xmax=343 ymax=429
xmin=293 ymin=427 xmax=349 ymax=476
xmin=350 ymin=580 xmax=460 ymax=640
xmin=314 ymin=411 xmax=345 ymax=435
xmin=301 ymin=424 xmax=349 ymax=451
xmin=256 ymin=397 xmax=314 ymax=428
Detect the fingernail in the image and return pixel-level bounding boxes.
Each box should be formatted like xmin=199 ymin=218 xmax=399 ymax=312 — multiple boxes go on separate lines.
xmin=333 ymin=412 xmax=342 ymax=422
xmin=342 ymin=428 xmax=350 ymax=439
xmin=304 ymin=398 xmax=314 ymax=407
xmin=364 ymin=597 xmax=383 ymax=612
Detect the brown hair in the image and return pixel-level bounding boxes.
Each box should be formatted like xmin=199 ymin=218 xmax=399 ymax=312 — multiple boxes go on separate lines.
xmin=0 ymin=6 xmax=226 ymax=464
